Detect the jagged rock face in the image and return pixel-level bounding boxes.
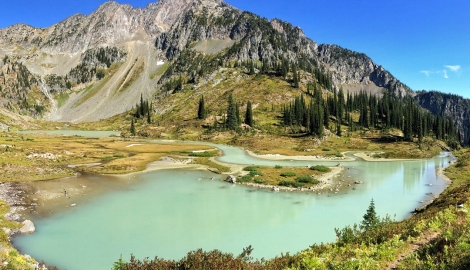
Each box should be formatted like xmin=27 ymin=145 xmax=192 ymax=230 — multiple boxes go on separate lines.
xmin=155 ymin=1 xmax=407 ymax=98
xmin=414 ymin=91 xmax=470 ymax=145
xmin=155 ymin=6 xmax=319 ymax=64
xmin=0 ymin=0 xmax=195 ymax=53
xmin=318 ymin=44 xmax=411 ymax=97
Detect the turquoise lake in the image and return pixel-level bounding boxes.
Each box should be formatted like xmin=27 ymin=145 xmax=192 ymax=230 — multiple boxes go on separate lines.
xmin=11 ymin=131 xmax=453 ymax=269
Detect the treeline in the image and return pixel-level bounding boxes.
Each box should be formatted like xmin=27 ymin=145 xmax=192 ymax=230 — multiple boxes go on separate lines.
xmin=197 ymin=93 xmax=253 ymax=131
xmin=282 ymin=88 xmax=460 ymax=145
xmin=0 ymin=57 xmax=44 ymax=116
xmin=160 ymin=48 xmax=332 ymax=93
xmin=129 ymin=95 xmax=152 ymax=136
xmin=46 ymin=47 xmax=127 ymax=92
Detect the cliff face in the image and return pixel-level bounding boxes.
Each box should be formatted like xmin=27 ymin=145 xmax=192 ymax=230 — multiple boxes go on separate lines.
xmin=414 ymin=91 xmax=470 ymax=145
xmin=317 ymin=45 xmax=411 ymax=97
xmin=0 ymin=0 xmax=194 ymax=54
xmin=154 ymin=1 xmax=410 ymax=97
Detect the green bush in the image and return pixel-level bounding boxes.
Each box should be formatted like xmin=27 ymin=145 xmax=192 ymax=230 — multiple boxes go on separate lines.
xmin=113 ymin=153 xmax=125 ymax=158
xmin=243 ymin=166 xmax=261 ymax=172
xmin=326 ymin=152 xmax=343 ymax=157
xmin=322 ymin=148 xmax=331 ymax=151
xmin=249 ymin=171 xmax=264 ymax=177
xmin=189 ymin=151 xmax=216 ymax=157
xmin=238 ymin=175 xmax=252 ymax=183
xmin=296 ymin=176 xmax=318 ymax=184
xmin=101 ymin=156 xmax=114 ymax=161
xmin=279 ymin=180 xmax=303 ymax=188
xmin=310 ymin=165 xmax=331 ymax=172
xmin=275 ymin=165 xmax=283 ymax=169
xmin=455 ymin=156 xmax=468 ymax=168
xmin=254 ymin=178 xmax=265 ymax=184
xmin=280 ymin=172 xmax=296 ymax=177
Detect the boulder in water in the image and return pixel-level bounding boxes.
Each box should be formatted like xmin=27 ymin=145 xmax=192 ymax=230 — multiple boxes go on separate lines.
xmin=225 ymin=175 xmax=236 ymax=184
xmin=20 ymin=220 xmax=35 ymax=234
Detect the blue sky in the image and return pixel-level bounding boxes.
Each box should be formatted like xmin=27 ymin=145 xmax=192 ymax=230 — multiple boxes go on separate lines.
xmin=1 ymin=0 xmax=469 ymax=98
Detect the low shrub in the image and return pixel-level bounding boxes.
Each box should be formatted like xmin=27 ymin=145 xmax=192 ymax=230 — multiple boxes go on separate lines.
xmin=249 ymin=171 xmax=264 ymax=177
xmin=296 ymin=176 xmax=318 ymax=184
xmin=279 ymin=180 xmax=304 ymax=188
xmin=101 ymin=156 xmax=114 ymax=161
xmin=238 ymin=175 xmax=252 ymax=183
xmin=254 ymin=178 xmax=265 ymax=184
xmin=310 ymin=165 xmax=331 ymax=172
xmin=280 ymin=172 xmax=296 ymax=177
xmin=189 ymin=151 xmax=215 ymax=157
xmin=243 ymin=166 xmax=261 ymax=172
xmin=326 ymin=152 xmax=343 ymax=157
xmin=275 ymin=165 xmax=283 ymax=169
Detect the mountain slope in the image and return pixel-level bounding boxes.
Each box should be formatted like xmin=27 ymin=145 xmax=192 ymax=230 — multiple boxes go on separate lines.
xmin=414 ymin=91 xmax=470 ymax=145
xmin=0 ymin=0 xmax=463 ymax=137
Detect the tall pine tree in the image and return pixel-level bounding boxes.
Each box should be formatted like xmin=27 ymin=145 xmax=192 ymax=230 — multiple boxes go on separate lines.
xmin=226 ymin=93 xmax=238 ymax=130
xmin=197 ymin=95 xmax=206 ymax=120
xmin=245 ymin=101 xmax=253 ymax=127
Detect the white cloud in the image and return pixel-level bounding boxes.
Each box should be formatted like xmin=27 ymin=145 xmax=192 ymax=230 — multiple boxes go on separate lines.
xmin=420 ymin=70 xmax=432 ymax=76
xmin=443 ymin=70 xmax=448 ymax=79
xmin=445 ymin=65 xmax=461 ymax=72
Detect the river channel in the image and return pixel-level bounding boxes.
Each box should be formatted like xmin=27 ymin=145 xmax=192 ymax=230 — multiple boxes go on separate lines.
xmin=12 ymin=130 xmax=453 ymax=269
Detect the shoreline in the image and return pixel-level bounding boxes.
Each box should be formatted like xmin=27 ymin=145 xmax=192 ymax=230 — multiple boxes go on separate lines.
xmin=353 ymin=152 xmax=418 ymax=162
xmin=246 ymin=150 xmax=355 ymax=161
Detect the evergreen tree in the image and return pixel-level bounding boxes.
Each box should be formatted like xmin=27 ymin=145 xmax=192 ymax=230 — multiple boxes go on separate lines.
xmin=176 ymin=76 xmax=183 ymax=92
xmin=361 ymin=198 xmax=379 ymax=230
xmin=336 ymin=121 xmax=342 ymax=136
xmin=139 ymin=94 xmax=144 ymax=117
xmin=281 ymin=58 xmax=289 ymax=78
xmin=197 ymin=96 xmax=206 ymax=120
xmin=403 ymin=100 xmax=413 ymax=141
xmin=323 ymin=100 xmax=329 ymax=129
xmin=292 ymin=65 xmax=299 ymax=88
xmin=212 ymin=115 xmax=218 ymax=130
xmin=226 ymin=93 xmax=238 ymax=130
xmin=245 ymin=101 xmax=253 ymax=126
xmin=337 ymin=87 xmax=345 ymax=123
xmin=130 ymin=118 xmax=135 ymax=136
xmin=249 ymin=60 xmax=255 ymax=75
xmin=147 ymin=105 xmax=152 ymax=124
xmin=236 ymin=102 xmax=241 ymax=125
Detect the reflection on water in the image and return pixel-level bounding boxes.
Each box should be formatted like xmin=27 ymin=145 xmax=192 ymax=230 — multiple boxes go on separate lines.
xmin=11 ymin=131 xmax=454 ymax=270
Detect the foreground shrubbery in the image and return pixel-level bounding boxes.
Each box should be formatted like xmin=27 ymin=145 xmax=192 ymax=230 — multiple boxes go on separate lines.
xmin=112 ymin=246 xmax=298 ymax=270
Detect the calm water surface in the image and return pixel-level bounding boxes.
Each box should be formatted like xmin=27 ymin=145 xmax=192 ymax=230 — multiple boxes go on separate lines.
xmin=12 ymin=132 xmax=453 ymax=269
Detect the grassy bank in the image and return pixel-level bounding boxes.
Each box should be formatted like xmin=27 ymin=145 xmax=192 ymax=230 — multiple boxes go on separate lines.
xmin=0 ymin=201 xmax=38 ymax=269
xmin=0 ymin=132 xmax=213 ymax=182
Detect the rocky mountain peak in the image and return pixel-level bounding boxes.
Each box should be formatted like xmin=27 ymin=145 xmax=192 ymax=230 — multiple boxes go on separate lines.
xmin=0 ymin=0 xmax=465 ymax=138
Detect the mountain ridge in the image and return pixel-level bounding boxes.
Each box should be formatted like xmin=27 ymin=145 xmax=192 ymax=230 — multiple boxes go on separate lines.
xmin=0 ymin=0 xmax=467 ymax=143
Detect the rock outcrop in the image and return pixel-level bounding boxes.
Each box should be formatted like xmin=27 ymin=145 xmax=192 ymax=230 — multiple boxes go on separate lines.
xmin=225 ymin=175 xmax=236 ymax=184
xmin=414 ymin=91 xmax=470 ymax=145
xmin=20 ymin=220 xmax=36 ymax=234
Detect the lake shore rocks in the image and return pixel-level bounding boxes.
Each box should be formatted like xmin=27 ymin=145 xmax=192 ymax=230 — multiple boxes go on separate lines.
xmin=20 ymin=220 xmax=35 ymax=234
xmin=225 ymin=175 xmax=237 ymax=184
